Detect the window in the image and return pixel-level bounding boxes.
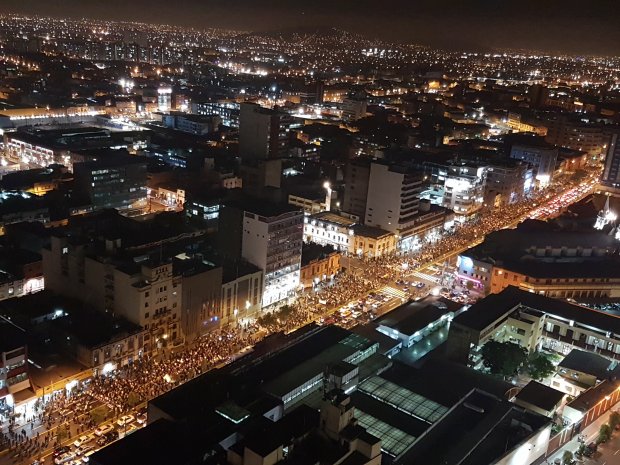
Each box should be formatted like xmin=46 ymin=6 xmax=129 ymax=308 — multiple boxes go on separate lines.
xmin=145 ymin=312 xmax=150 ymax=319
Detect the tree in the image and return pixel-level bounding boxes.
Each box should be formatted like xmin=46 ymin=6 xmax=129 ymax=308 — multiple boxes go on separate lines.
xmin=278 ymin=305 xmax=296 ymax=318
xmin=562 ymin=450 xmax=573 ymax=465
xmin=599 ymin=423 xmax=612 ymax=443
xmin=609 ymin=411 xmax=620 ymax=431
xmin=480 ymin=341 xmax=527 ymax=378
xmin=527 ymin=353 xmax=556 ymax=380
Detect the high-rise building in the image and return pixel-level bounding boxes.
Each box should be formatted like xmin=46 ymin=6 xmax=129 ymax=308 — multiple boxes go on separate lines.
xmin=239 ymin=103 xmax=291 ymax=160
xmin=342 ymin=159 xmax=371 ymax=222
xmin=341 ymin=97 xmax=367 ymax=121
xmin=364 ymin=162 xmax=423 ymax=236
xmin=528 ymin=84 xmax=549 ymax=108
xmin=194 ymin=101 xmax=240 ymax=128
xmin=509 ymin=136 xmax=558 ymax=186
xmin=602 ymin=132 xmax=620 ymax=190
xmin=442 ymin=165 xmax=488 ymax=219
xmin=219 ymin=199 xmax=303 ymax=307
xmin=157 ymin=87 xmax=172 ymax=112
xmin=545 ymin=115 xmax=610 ymax=157
xmin=73 ymin=155 xmax=147 ymax=210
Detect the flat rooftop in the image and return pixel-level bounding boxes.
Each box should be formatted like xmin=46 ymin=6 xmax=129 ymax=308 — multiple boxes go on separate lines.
xmin=310 ymin=211 xmax=356 ymax=228
xmin=375 ymin=296 xmax=461 ymax=337
xmin=515 ymin=380 xmax=565 ymax=413
xmin=351 ymin=223 xmax=393 ymax=239
xmin=566 ymin=379 xmax=620 ymax=414
xmin=558 ymin=349 xmax=615 ymax=379
xmin=397 ymin=389 xmax=549 ymax=465
xmin=454 ymin=286 xmax=620 ymax=336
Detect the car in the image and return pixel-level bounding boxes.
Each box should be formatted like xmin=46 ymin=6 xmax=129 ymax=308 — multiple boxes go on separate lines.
xmin=81 ymin=450 xmax=96 ymax=463
xmin=105 ymin=430 xmax=119 ymax=442
xmin=75 ymin=444 xmax=94 ymax=456
xmin=94 ymin=423 xmax=114 ymax=436
xmin=136 ymin=413 xmax=147 ymax=425
xmin=53 ymin=446 xmax=71 ymax=458
xmin=54 ymin=452 xmax=76 ymax=465
xmin=73 ymin=435 xmax=92 ymax=448
xmin=116 ymin=414 xmax=135 ymax=427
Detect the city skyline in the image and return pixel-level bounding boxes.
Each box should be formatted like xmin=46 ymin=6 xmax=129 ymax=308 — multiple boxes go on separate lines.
xmin=2 ymin=3 xmax=620 ymax=465
xmin=4 ymin=0 xmax=620 ymax=55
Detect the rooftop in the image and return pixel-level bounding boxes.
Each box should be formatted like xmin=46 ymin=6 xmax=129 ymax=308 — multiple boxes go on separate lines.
xmin=514 ymin=380 xmax=565 ymax=412
xmin=558 ymin=349 xmax=615 ymax=379
xmin=301 ymin=242 xmax=339 ymax=266
xmin=375 ymin=296 xmax=460 ymax=337
xmin=566 ymin=379 xmax=620 ymax=414
xmin=397 ymin=389 xmax=549 ymax=465
xmin=310 ymin=211 xmax=356 ymax=228
xmin=453 ymin=286 xmax=620 ymax=336
xmin=351 ymin=223 xmax=393 ymax=239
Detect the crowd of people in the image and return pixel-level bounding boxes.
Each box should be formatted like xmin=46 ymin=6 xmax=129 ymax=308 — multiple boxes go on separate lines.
xmin=0 ymin=169 xmax=597 ymax=464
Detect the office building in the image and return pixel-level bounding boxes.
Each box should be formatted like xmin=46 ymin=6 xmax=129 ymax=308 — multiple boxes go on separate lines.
xmin=73 ymin=155 xmax=147 ymax=210
xmin=545 ymin=115 xmax=610 ymax=157
xmin=342 ymin=159 xmax=371 ymax=222
xmin=239 ymin=103 xmax=291 ymax=160
xmin=0 ymin=321 xmax=30 ymax=412
xmin=484 ymin=161 xmax=533 ymax=206
xmin=219 ymin=199 xmax=303 ymax=307
xmin=342 ymin=98 xmax=368 ymax=121
xmin=161 ymin=112 xmax=221 ymax=135
xmin=456 ymin=220 xmax=620 ymax=297
xmin=509 ymin=136 xmax=558 ymax=186
xmin=602 ymin=131 xmax=620 ymax=190
xmin=157 ymin=87 xmax=172 ymax=112
xmin=441 ymin=164 xmax=487 ymax=219
xmin=365 ymin=161 xmax=423 ymax=237
xmin=194 ymin=101 xmax=241 ymax=128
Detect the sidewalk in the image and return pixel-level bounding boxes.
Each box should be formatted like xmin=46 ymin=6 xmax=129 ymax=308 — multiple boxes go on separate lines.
xmin=544 ymin=400 xmax=619 ymax=464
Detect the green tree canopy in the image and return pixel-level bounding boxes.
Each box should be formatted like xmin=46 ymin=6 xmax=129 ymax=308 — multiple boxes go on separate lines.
xmin=527 ymin=353 xmax=556 ymax=380
xmin=480 ymin=341 xmax=527 ymax=378
xmin=599 ymin=423 xmax=612 ymax=443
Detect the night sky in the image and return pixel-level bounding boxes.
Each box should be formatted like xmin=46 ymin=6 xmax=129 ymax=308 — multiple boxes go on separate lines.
xmin=4 ymin=0 xmax=620 ymax=55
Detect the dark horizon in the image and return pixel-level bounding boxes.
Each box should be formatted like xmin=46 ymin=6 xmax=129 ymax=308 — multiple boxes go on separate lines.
xmin=4 ymin=0 xmax=620 ymax=56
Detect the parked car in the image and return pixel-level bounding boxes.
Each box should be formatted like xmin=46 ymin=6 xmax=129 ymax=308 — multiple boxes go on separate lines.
xmin=116 ymin=414 xmax=135 ymax=427
xmin=73 ymin=435 xmax=92 ymax=448
xmin=75 ymin=444 xmax=94 ymax=456
xmin=53 ymin=447 xmax=70 ymax=459
xmin=94 ymin=423 xmax=114 ymax=436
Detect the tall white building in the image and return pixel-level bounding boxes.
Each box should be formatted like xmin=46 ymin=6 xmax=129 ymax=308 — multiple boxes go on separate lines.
xmin=220 ymin=200 xmax=304 ymax=308
xmin=442 ymin=165 xmax=487 ymax=220
xmin=364 ymin=162 xmax=423 ymax=238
